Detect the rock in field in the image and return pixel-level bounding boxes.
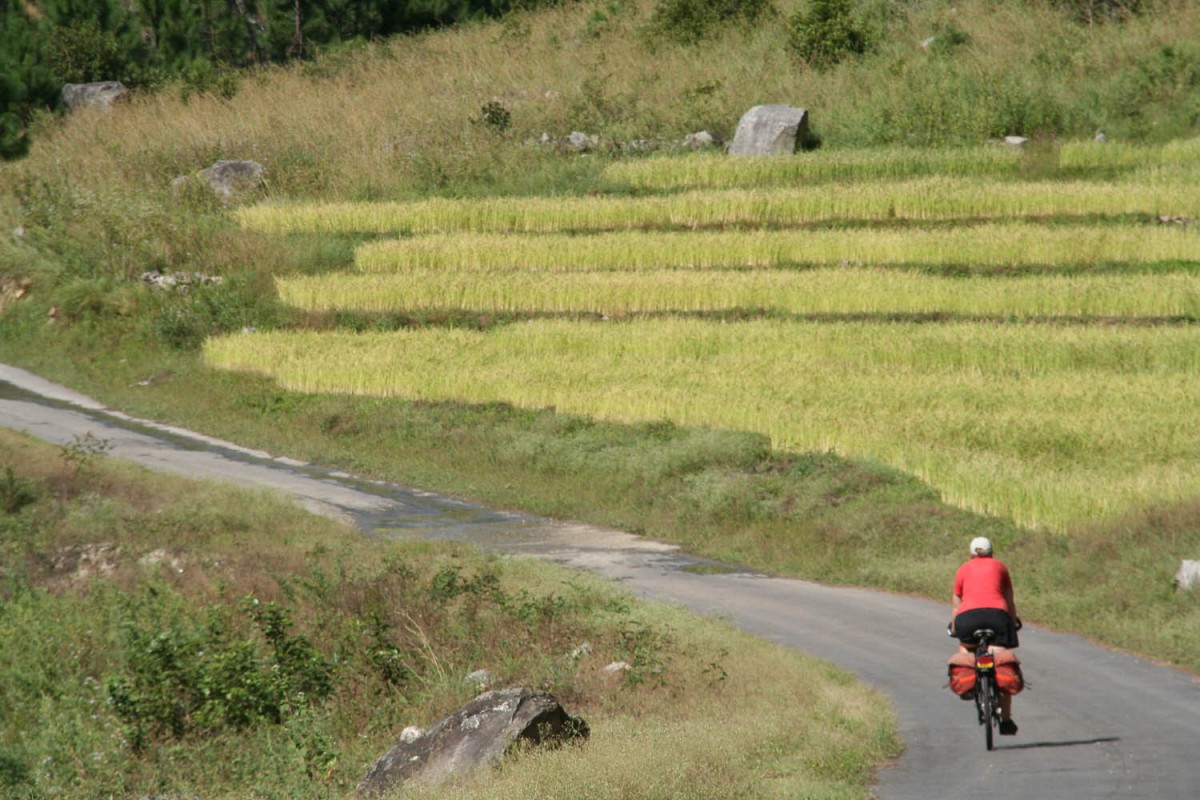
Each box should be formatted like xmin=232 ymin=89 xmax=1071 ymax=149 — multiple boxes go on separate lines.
xmin=728 ymin=105 xmax=810 ymax=156
xmin=358 ymin=688 xmax=588 ymax=796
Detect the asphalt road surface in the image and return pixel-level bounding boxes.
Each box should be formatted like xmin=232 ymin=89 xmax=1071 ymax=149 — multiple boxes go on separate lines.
xmin=3 ymin=363 xmax=1198 ymax=798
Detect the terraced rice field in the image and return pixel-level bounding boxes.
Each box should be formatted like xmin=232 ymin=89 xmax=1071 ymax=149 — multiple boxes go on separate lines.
xmin=205 ymin=320 xmax=1200 ymax=531
xmin=235 ymin=179 xmax=1200 ymax=235
xmin=212 ymin=141 xmax=1200 ymax=532
xmin=348 ymin=225 xmax=1198 ymax=275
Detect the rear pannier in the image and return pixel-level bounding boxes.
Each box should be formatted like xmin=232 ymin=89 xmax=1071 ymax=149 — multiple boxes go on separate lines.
xmin=994 ymin=649 xmax=1025 ymax=695
xmin=947 ymin=651 xmax=976 ymax=697
xmin=946 ymin=648 xmax=1024 ymax=696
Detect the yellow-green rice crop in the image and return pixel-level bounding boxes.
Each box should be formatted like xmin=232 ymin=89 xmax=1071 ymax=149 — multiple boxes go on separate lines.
xmin=205 ymin=320 xmax=1200 ymax=532
xmin=353 ymin=224 xmax=1199 ymax=274
xmin=601 ymin=146 xmax=1025 ymax=191
xmin=236 ymin=178 xmax=1200 ymax=235
xmin=276 ymin=269 xmax=1200 ymax=318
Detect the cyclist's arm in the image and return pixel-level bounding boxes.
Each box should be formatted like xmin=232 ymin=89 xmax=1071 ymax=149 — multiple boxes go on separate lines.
xmin=1003 ymin=585 xmax=1017 ymax=620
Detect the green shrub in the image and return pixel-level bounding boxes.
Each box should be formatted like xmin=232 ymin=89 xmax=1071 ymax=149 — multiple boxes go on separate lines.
xmin=0 ymin=467 xmax=39 ymax=515
xmin=479 ymin=99 xmax=512 ymax=132
xmin=583 ymin=0 xmax=631 ymax=39
xmin=1105 ymin=44 xmax=1200 ymax=137
xmin=148 ymin=276 xmax=288 ymax=350
xmin=646 ymin=0 xmax=774 ymax=45
xmin=178 ymin=58 xmax=242 ymax=103
xmin=46 ymin=20 xmax=133 ymax=85
xmin=0 ymin=750 xmax=28 ymax=789
xmin=106 ymin=593 xmax=335 ymax=752
xmin=787 ymin=0 xmax=870 ymax=70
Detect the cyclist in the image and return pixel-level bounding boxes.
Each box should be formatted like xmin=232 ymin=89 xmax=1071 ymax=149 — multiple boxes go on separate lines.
xmin=951 ymin=536 xmax=1020 ymax=735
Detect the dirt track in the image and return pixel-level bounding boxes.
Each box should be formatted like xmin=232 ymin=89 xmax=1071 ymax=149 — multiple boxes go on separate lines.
xmin=3 ymin=363 xmax=1198 ymax=798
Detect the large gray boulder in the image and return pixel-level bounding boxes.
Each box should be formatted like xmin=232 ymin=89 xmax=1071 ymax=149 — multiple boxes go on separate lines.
xmin=728 ymin=105 xmax=810 ymax=156
xmin=358 ymin=688 xmax=588 ymax=796
xmin=172 ymin=160 xmax=265 ymax=204
xmin=61 ymin=82 xmax=129 ymax=112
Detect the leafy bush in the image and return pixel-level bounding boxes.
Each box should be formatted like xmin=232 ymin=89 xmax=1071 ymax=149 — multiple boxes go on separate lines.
xmin=46 ymin=20 xmax=134 ymax=85
xmin=480 ymin=100 xmax=512 ymax=132
xmin=1107 ymin=43 xmax=1200 ymax=133
xmin=0 ymin=751 xmax=28 ymax=789
xmin=178 ymin=58 xmax=242 ymax=103
xmin=106 ymin=594 xmax=335 ymax=751
xmin=148 ymin=276 xmax=288 ymax=350
xmin=0 ymin=467 xmax=39 ymax=515
xmin=646 ymin=0 xmax=774 ymax=45
xmin=787 ymin=0 xmax=870 ymax=70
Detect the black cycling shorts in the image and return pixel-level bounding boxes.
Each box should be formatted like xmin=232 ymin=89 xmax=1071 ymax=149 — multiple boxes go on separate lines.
xmin=954 ymin=607 xmax=1019 ymax=648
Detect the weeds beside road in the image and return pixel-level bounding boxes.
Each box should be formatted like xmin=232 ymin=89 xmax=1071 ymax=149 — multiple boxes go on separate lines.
xmin=0 ymin=429 xmax=899 ymax=798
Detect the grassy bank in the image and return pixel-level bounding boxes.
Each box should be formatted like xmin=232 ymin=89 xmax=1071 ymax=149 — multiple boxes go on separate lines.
xmin=0 ymin=429 xmax=898 ymax=798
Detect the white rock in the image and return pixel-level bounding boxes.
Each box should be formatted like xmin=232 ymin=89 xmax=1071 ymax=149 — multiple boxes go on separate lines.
xmin=1176 ymin=560 xmax=1200 ymax=590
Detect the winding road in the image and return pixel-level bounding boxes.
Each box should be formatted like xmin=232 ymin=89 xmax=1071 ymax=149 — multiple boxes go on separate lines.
xmin=2 ymin=363 xmax=1198 ymax=798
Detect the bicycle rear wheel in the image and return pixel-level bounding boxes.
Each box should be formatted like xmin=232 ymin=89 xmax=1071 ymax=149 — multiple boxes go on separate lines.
xmin=978 ymin=673 xmax=995 ymax=751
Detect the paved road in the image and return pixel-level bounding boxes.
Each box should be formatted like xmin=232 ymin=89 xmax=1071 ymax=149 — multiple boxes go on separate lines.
xmin=3 ymin=363 xmax=1198 ymax=798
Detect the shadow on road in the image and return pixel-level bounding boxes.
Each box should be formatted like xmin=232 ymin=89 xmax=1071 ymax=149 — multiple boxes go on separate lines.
xmin=997 ymin=736 xmax=1120 ymax=752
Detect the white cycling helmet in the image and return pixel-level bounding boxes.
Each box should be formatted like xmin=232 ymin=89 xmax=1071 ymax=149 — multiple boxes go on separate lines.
xmin=969 ymin=536 xmax=993 ymax=556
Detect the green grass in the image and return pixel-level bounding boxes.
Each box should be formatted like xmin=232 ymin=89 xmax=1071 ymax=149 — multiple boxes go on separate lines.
xmin=0 ymin=429 xmax=898 ymax=799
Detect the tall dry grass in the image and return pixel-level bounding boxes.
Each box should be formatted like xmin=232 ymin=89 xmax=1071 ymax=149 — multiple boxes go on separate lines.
xmin=9 ymin=0 xmax=1200 ymax=208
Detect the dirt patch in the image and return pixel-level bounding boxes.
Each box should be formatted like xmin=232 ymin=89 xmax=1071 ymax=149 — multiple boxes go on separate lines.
xmin=0 ymin=277 xmax=31 ymax=313
xmin=44 ymin=543 xmax=121 ymax=591
xmin=137 ymin=547 xmax=187 ymax=574
xmin=39 ymin=544 xmax=201 ymax=593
